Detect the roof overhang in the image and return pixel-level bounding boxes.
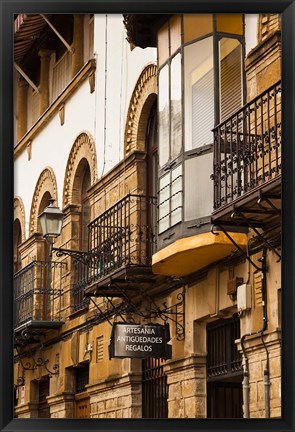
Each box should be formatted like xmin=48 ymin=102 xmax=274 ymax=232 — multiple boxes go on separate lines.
xmin=14 ymin=14 xmax=52 ymax=64
xmin=123 ymin=14 xmax=170 ymax=48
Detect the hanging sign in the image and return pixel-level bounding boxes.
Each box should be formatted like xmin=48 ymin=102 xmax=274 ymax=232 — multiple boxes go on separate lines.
xmin=109 ymin=323 xmax=172 ymax=360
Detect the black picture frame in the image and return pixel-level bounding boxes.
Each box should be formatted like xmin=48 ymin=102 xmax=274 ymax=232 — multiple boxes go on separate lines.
xmin=0 ymin=1 xmax=294 ymax=431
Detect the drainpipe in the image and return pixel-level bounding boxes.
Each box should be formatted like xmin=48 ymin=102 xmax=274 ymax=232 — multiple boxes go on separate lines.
xmin=241 ymin=246 xmax=268 ymax=418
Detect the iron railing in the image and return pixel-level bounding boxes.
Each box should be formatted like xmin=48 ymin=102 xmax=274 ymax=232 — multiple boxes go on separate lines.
xmin=87 ymin=194 xmax=157 ymax=285
xmin=72 ymin=260 xmax=90 ymax=312
xmin=212 ymin=81 xmax=281 ymax=210
xmin=14 ymin=260 xmax=66 ymax=329
xmin=142 ymin=357 xmax=168 ymax=418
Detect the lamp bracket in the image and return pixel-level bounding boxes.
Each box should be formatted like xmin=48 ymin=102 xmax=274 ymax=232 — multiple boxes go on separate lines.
xmin=52 ymin=247 xmax=98 ymax=265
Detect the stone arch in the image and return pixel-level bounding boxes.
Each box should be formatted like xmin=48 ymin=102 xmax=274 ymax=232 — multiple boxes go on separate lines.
xmin=124 ymin=64 xmax=158 ymax=157
xmin=63 ymin=131 xmax=97 ymax=208
xmin=14 ymin=196 xmax=26 ymax=243
xmin=29 ymin=167 xmax=58 ymax=235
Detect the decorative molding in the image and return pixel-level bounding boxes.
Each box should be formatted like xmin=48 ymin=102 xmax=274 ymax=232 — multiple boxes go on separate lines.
xmin=29 ymin=167 xmax=58 ymax=235
xmin=124 ymin=64 xmax=157 ymax=157
xmin=88 ymin=70 xmax=95 ymax=93
xmin=63 ymin=131 xmax=98 ymax=207
xmin=14 ymin=196 xmax=26 ymax=242
xmin=26 ymin=140 xmax=32 ymax=160
xmin=58 ymin=103 xmax=65 ymax=126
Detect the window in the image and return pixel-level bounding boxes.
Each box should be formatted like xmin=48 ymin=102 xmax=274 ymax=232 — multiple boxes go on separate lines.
xmin=80 ymin=167 xmax=91 ymax=251
xmin=38 ymin=376 xmax=50 ymax=418
xmin=75 ymin=364 xmax=89 ymax=394
xmin=156 ymin=15 xmax=245 ymax=234
xmin=72 ymin=162 xmax=91 ymax=312
xmin=207 ymin=316 xmax=242 ymax=378
xmin=184 ymin=37 xmax=214 ymax=150
xmin=14 ymin=219 xmax=22 ymax=273
xmin=142 ymin=358 xmax=168 ymax=418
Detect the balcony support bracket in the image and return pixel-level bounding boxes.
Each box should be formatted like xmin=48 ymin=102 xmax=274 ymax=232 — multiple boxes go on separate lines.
xmin=213 ymin=224 xmax=262 ymax=272
xmin=231 ymin=208 xmax=281 ymax=262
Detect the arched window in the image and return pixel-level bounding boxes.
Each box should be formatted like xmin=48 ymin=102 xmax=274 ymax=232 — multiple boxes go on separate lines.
xmin=38 ymin=191 xmax=52 ymax=260
xmin=80 ymin=165 xmax=91 ymax=251
xmin=14 ymin=219 xmax=22 ymax=273
xmin=72 ymin=160 xmax=91 ymax=311
xmin=146 ymin=100 xmax=158 ymax=257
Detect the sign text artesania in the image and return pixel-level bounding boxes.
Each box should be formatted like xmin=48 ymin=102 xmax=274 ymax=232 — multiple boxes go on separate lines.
xmin=109 ymin=323 xmax=172 ymax=359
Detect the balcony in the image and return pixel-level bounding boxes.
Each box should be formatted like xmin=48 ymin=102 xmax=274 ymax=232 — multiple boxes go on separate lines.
xmin=14 ymin=260 xmax=66 ymax=340
xmin=83 ymin=194 xmax=161 ymax=297
xmin=211 ymin=81 xmax=281 ymax=231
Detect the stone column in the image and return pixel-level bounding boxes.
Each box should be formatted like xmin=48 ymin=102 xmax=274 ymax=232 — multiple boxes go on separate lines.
xmin=38 ymin=49 xmax=52 ymax=115
xmin=15 ymin=402 xmax=39 ymax=418
xmin=72 ymin=15 xmax=84 ymax=78
xmin=47 ymin=393 xmax=75 ymax=418
xmin=88 ymin=373 xmax=142 ymax=418
xmin=164 ymin=355 xmax=207 ymax=418
xmin=17 ymin=77 xmax=28 ymax=141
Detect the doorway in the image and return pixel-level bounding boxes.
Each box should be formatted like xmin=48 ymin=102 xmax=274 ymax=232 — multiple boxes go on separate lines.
xmin=206 ymin=316 xmax=243 ymax=418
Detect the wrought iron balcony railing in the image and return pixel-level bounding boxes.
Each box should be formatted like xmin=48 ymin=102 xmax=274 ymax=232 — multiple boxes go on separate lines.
xmin=72 ymin=260 xmax=90 ymax=312
xmin=87 ymin=194 xmax=157 ymax=285
xmin=212 ymin=81 xmax=281 ymax=210
xmin=14 ymin=260 xmax=66 ymax=330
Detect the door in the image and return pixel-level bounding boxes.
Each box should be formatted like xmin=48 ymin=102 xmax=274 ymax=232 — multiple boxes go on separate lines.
xmin=207 ymin=380 xmax=243 ymax=418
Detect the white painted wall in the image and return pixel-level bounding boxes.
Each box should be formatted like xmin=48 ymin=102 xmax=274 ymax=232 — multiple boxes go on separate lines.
xmin=93 ymin=14 xmax=157 ymax=176
xmin=14 ymin=14 xmax=157 ymax=240
xmin=245 ymin=14 xmax=259 ymax=55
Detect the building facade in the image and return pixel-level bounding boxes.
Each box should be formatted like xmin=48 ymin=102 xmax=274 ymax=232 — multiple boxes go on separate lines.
xmin=13 ymin=13 xmax=281 ymax=419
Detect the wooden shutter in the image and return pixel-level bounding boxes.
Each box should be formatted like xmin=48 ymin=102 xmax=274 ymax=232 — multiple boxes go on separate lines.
xmin=192 ymin=68 xmax=214 ymax=148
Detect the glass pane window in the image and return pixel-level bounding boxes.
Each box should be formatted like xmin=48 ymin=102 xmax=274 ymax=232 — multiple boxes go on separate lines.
xmin=158 ymin=54 xmax=182 ymax=168
xmin=158 ymin=173 xmax=170 ymax=233
xmin=170 ymin=53 xmax=182 ymax=160
xmin=184 ymin=153 xmax=214 ymax=221
xmin=158 ymin=165 xmax=183 ymax=234
xmin=159 ymin=65 xmax=170 ymax=167
xmin=171 ymin=165 xmax=182 ymax=226
xmin=184 ymin=37 xmax=214 ymax=150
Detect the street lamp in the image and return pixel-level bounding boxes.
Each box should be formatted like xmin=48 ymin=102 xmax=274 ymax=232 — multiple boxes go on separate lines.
xmin=38 ymin=197 xmax=91 ymax=264
xmin=38 ymin=198 xmax=64 ymax=239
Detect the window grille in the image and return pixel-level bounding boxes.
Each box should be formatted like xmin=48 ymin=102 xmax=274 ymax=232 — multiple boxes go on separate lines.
xmin=76 ymin=364 xmax=89 ymax=394
xmin=142 ymin=357 xmax=168 ymax=418
xmin=38 ymin=376 xmax=50 ymax=418
xmin=207 ymin=316 xmax=242 ymax=379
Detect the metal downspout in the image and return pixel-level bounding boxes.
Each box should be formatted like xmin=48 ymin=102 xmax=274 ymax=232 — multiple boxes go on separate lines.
xmin=241 ymin=246 xmax=269 ymax=418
